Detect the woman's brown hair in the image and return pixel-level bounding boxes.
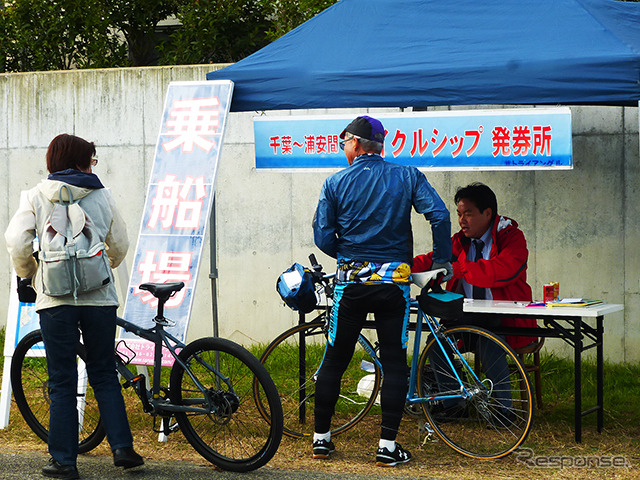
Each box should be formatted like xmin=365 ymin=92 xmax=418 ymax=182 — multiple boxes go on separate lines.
xmin=46 ymin=134 xmax=96 ymax=173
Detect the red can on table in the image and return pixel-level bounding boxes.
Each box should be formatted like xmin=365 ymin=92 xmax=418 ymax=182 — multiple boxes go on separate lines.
xmin=543 ymin=284 xmax=555 ymax=303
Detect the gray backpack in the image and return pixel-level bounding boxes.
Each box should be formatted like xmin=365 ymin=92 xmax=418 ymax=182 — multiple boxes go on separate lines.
xmin=37 ymin=185 xmax=112 ymax=298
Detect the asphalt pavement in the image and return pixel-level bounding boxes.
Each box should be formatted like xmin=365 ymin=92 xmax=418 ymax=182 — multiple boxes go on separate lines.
xmin=1 ymin=449 xmax=441 ymax=480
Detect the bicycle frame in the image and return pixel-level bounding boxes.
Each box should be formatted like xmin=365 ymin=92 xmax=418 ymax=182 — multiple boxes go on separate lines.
xmin=299 ymin=260 xmax=495 ymax=421
xmin=115 ymin=317 xmax=231 ymax=417
xmin=356 ymin=333 xmax=383 ymax=375
xmin=301 ymin=300 xmax=487 ymax=415
xmin=305 ymin=298 xmax=487 ymax=410
xmin=406 ymin=302 xmax=488 ymax=407
xmin=308 ymin=308 xmax=383 ymax=380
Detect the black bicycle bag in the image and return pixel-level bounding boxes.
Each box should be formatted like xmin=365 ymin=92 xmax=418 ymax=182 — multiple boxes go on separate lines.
xmin=417 ymin=288 xmax=463 ymax=320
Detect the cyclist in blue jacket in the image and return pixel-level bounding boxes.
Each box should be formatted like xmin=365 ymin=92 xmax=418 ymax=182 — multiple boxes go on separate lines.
xmin=312 ymin=115 xmax=452 ymax=467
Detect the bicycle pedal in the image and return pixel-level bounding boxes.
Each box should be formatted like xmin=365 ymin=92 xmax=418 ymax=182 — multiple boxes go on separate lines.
xmin=421 ymin=433 xmax=438 ymax=446
xmin=421 ymin=423 xmax=437 ymax=446
xmin=167 ymin=420 xmax=180 ymax=433
xmin=421 ymin=421 xmax=435 ymax=435
xmin=126 ymin=375 xmax=145 ymax=391
xmin=160 ymin=417 xmax=178 ymax=436
xmin=123 ymin=375 xmax=142 ymax=389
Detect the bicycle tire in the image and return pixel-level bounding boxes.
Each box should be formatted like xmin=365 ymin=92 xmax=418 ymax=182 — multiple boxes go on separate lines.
xmin=10 ymin=330 xmax=106 ymax=453
xmin=169 ymin=337 xmax=283 ymax=472
xmin=417 ymin=326 xmax=533 ymax=459
xmin=257 ymin=319 xmax=382 ymax=438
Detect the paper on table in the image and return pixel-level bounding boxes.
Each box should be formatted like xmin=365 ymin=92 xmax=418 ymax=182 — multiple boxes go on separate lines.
xmin=548 ymin=298 xmax=603 ymax=307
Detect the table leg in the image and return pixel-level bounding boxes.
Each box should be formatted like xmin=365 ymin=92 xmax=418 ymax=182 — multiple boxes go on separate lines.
xmin=597 ymin=315 xmax=604 ymax=433
xmin=574 ymin=320 xmax=583 ymax=443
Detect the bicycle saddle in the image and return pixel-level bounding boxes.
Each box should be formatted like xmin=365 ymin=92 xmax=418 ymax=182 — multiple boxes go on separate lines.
xmin=139 ymin=282 xmax=185 ymax=300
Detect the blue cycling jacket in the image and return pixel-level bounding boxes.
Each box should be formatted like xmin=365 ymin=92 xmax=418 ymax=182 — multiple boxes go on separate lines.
xmin=313 ymin=154 xmax=451 ymax=265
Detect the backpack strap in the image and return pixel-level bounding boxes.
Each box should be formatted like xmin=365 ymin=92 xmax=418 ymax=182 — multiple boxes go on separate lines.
xmin=57 ymin=183 xmax=75 ymax=206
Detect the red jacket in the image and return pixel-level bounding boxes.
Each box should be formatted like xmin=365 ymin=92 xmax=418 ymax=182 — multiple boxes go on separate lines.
xmin=413 ymin=215 xmax=537 ymax=350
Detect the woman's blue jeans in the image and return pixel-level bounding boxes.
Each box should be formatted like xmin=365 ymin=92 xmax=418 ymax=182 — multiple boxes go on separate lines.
xmin=39 ymin=305 xmax=133 ymax=466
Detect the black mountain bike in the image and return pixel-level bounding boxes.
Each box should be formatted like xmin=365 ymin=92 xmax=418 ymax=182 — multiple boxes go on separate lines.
xmin=11 ymin=282 xmax=283 ymax=472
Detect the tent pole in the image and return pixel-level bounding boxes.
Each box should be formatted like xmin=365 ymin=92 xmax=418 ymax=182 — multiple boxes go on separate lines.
xmin=209 ymin=195 xmax=220 ymax=338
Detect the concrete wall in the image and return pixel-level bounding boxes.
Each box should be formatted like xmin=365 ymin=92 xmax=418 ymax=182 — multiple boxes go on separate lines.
xmin=1 ymin=66 xmax=638 ymax=363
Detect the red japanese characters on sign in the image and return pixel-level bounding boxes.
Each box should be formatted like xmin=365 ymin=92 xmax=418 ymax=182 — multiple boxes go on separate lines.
xmin=270 ymin=134 xmax=340 ymax=155
xmin=147 ymin=174 xmax=207 ymax=231
xmin=266 ymin=125 xmax=551 ymax=159
xmin=388 ymin=125 xmax=552 ymax=159
xmin=133 ymin=251 xmax=193 ymax=308
xmin=491 ymin=126 xmax=551 ymax=156
xmin=162 ymin=97 xmax=222 ymax=153
xmin=121 ymin=80 xmax=233 ymax=353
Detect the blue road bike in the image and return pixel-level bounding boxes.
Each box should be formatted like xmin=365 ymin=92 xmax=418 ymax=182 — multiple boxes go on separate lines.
xmin=258 ymin=255 xmax=533 ymax=459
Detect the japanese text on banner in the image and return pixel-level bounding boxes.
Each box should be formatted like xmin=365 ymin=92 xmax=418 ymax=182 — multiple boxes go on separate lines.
xmin=254 ymin=108 xmax=572 ymax=170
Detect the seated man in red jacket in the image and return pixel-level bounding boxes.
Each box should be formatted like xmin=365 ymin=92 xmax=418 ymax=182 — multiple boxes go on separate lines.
xmin=413 ymin=182 xmax=537 ymax=350
xmin=413 ymin=182 xmax=537 ymax=423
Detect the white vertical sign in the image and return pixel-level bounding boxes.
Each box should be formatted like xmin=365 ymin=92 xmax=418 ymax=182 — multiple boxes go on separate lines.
xmin=119 ymin=81 xmax=234 ymax=365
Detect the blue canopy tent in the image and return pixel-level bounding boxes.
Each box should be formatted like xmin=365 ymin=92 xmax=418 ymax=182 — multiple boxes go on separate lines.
xmin=206 ymin=0 xmax=640 ymax=111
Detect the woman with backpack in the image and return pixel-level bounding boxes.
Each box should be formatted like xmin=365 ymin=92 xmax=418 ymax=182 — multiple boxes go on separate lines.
xmin=5 ymin=134 xmax=143 ymax=480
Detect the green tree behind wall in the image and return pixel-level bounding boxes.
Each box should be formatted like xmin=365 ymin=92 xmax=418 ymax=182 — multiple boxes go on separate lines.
xmin=265 ymin=0 xmax=338 ymax=41
xmin=2 ymin=0 xmax=128 ymax=71
xmin=159 ymin=0 xmax=273 ymax=65
xmin=0 ymin=0 xmax=340 ymax=73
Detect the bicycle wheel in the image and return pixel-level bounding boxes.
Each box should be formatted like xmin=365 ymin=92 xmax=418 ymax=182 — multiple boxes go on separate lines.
xmin=169 ymin=337 xmax=283 ymax=472
xmin=10 ymin=330 xmax=106 ymax=453
xmin=417 ymin=326 xmax=533 ymax=459
xmin=258 ymin=319 xmax=382 ymax=438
